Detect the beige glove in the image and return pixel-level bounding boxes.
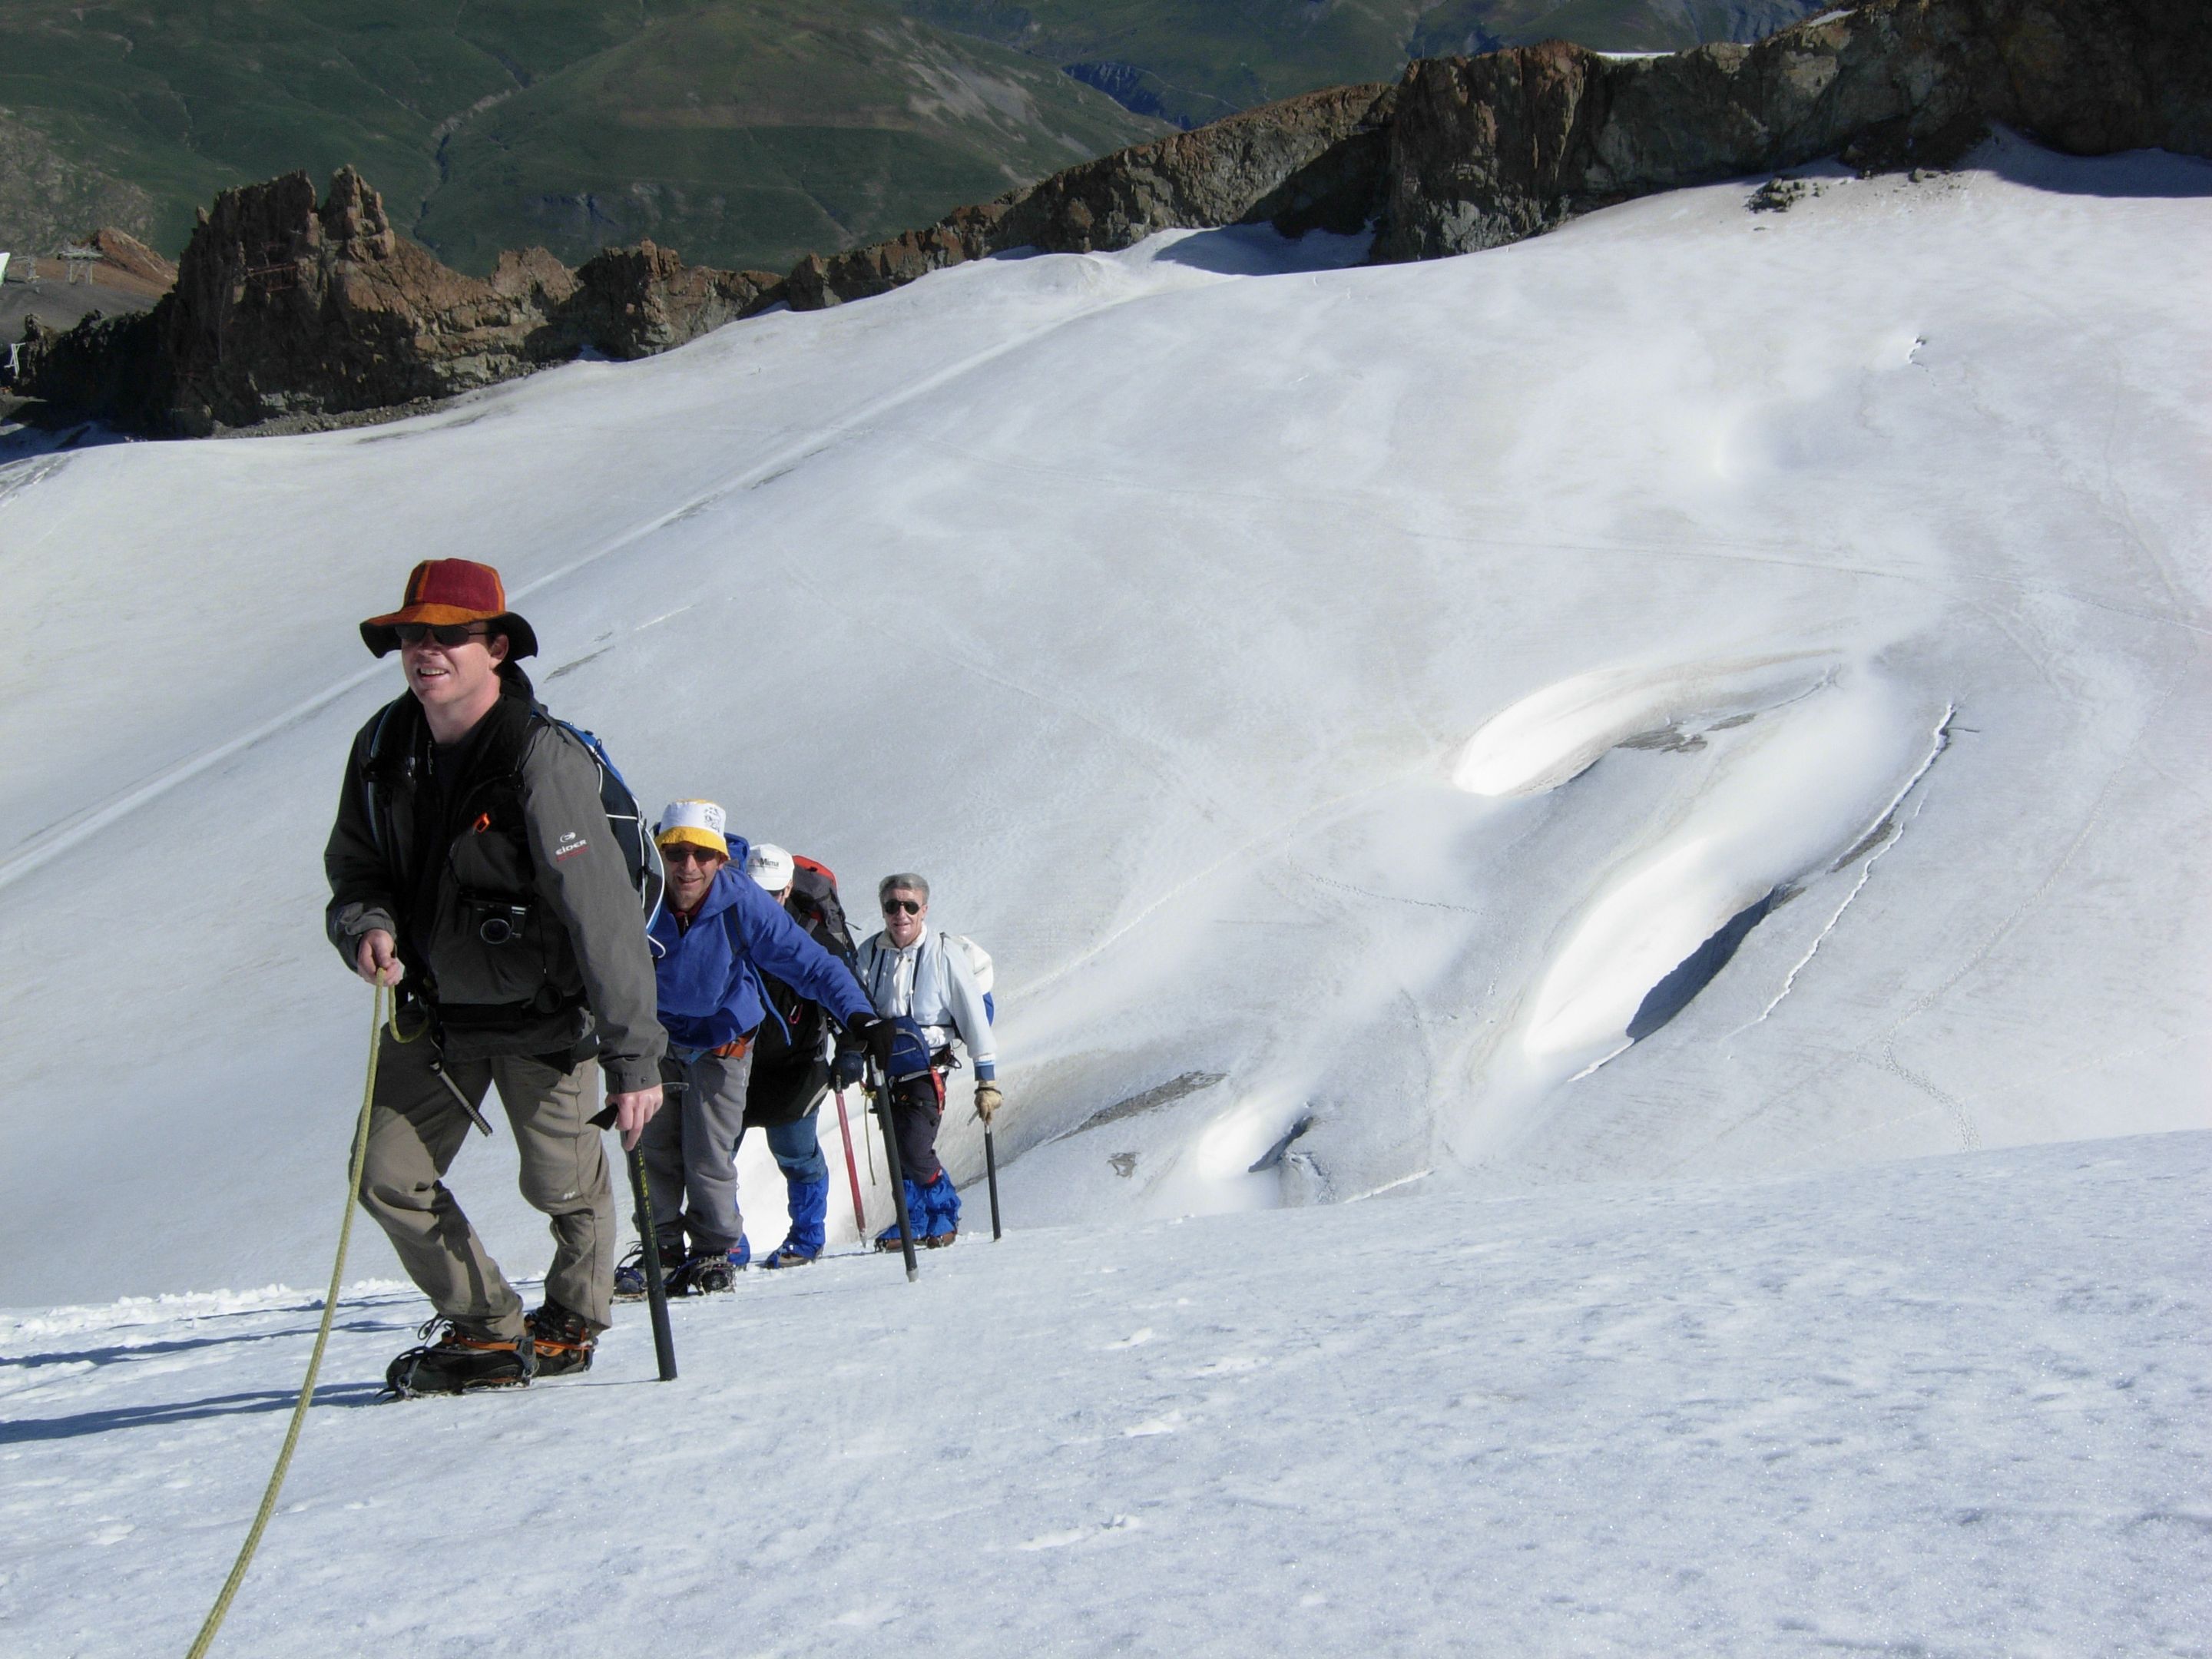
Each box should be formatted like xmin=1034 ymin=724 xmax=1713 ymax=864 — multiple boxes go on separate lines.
xmin=974 ymin=1081 xmax=1003 ymax=1124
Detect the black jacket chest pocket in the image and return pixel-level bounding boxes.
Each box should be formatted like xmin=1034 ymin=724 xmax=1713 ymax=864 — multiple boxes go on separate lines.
xmin=431 ymin=816 xmax=558 ymax=1005
xmin=449 ymin=814 xmax=533 ymax=899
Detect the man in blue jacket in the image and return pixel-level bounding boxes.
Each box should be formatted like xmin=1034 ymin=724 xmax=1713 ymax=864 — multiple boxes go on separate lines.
xmin=624 ymin=800 xmax=888 ymax=1295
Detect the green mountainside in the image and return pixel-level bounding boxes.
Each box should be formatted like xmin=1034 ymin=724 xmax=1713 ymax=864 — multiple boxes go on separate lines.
xmin=0 ymin=0 xmax=1164 ymax=273
xmin=0 ymin=0 xmax=1820 ymax=273
xmin=417 ymin=0 xmax=1167 ymax=274
xmin=904 ymin=0 xmax=1825 ymax=128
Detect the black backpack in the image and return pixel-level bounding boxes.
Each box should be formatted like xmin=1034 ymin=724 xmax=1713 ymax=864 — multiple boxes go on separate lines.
xmin=787 ymin=854 xmax=856 ymax=963
xmin=753 ymin=853 xmax=856 ymax=1066
xmin=363 ymin=697 xmax=664 ymax=934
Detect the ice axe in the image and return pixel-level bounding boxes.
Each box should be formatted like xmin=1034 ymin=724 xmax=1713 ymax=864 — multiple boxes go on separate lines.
xmin=832 ymin=1088 xmax=868 ymax=1237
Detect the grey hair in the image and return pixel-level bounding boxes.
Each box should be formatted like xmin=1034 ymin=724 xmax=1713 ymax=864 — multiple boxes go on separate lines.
xmin=879 ymin=872 xmax=931 ymax=905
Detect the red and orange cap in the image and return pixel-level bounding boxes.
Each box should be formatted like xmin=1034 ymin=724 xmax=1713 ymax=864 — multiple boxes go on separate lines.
xmin=359 ymin=559 xmax=539 ymax=659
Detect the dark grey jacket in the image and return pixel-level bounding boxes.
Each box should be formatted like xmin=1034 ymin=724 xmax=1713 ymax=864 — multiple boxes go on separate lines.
xmin=324 ymin=667 xmax=664 ymax=1094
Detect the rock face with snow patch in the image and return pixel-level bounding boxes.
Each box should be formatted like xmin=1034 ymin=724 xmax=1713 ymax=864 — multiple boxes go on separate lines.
xmin=14 ymin=0 xmax=2210 ymax=430
xmin=793 ymin=0 xmax=2212 ymax=296
xmin=1375 ymin=0 xmax=2212 ymax=259
xmin=788 ymin=80 xmax=1399 ymax=308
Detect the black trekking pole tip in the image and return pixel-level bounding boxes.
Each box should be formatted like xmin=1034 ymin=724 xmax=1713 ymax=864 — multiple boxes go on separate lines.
xmin=869 ymin=1061 xmax=921 ymax=1281
xmin=984 ymin=1124 xmax=1003 ymax=1243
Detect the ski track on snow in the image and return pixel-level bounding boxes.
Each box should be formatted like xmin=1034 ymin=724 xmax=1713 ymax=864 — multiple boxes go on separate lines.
xmin=0 ymin=282 xmax=1169 ymax=895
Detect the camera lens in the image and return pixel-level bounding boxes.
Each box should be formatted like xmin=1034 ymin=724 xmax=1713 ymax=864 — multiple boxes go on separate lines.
xmin=479 ymin=916 xmax=515 ymax=945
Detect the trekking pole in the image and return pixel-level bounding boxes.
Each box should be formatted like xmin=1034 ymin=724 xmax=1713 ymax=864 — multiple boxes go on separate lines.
xmin=983 ymin=1121 xmax=1003 ymax=1243
xmin=623 ymin=1145 xmax=678 ymax=1381
xmin=869 ymin=1060 xmax=919 ymax=1283
xmin=832 ymin=1088 xmax=868 ymax=1237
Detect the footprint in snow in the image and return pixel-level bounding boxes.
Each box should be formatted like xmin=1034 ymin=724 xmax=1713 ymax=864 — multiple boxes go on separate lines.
xmin=1188 ymin=1355 xmax=1268 ymax=1378
xmin=1017 ymin=1516 xmax=1139 ymax=1551
xmin=1123 ymin=1413 xmax=1183 ymax=1437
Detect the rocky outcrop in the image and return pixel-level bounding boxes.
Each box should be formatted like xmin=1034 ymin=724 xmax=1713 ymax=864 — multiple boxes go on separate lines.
xmin=778 ymin=0 xmax=2212 ymax=297
xmin=560 ymin=240 xmax=781 ymax=356
xmin=15 ymin=0 xmax=2210 ymax=432
xmin=783 ymin=81 xmax=1398 ymax=309
xmin=1375 ymin=0 xmax=2212 ymax=259
xmin=88 ymin=229 xmax=177 ymax=296
xmin=17 ymin=167 xmax=787 ymax=432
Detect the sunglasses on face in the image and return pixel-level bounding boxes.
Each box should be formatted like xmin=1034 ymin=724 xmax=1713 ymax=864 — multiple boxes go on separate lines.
xmin=396 ymin=622 xmax=491 ymax=649
xmin=882 ymin=898 xmax=922 ymax=916
xmin=664 ymin=845 xmax=724 ymax=866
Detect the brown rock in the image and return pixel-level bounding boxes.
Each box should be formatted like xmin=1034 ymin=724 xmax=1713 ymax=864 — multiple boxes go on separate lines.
xmin=563 ymin=241 xmax=783 ymax=357
xmin=18 ymin=167 xmax=786 ymax=432
xmin=16 ymin=0 xmax=2211 ymax=431
xmin=785 ymin=82 xmax=1396 ymax=310
xmin=1375 ymin=0 xmax=2212 ymax=260
xmin=88 ymin=229 xmax=177 ymax=295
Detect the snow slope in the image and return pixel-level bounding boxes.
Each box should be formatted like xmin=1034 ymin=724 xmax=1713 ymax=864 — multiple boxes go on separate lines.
xmin=3 ymin=1131 xmax=2206 ymax=1657
xmin=2 ymin=134 xmax=2210 ymax=1306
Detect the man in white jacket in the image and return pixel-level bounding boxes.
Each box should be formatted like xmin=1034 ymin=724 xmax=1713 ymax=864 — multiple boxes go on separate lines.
xmin=849 ymin=871 xmax=998 ymax=1247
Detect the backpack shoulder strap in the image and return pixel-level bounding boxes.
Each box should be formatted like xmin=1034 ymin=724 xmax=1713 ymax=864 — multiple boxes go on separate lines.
xmin=361 ymin=695 xmax=426 ymax=864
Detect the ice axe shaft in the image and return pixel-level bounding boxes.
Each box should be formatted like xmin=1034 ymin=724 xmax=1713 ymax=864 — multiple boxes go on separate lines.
xmin=427 ymin=1055 xmax=493 ymax=1137
xmin=833 ymin=1088 xmax=868 ymax=1236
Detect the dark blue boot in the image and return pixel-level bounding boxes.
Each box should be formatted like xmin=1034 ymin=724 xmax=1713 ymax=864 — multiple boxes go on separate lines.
xmin=761 ymin=1178 xmax=830 ymax=1268
xmin=919 ymin=1172 xmax=961 ymax=1247
xmin=875 ymin=1178 xmax=927 ymax=1252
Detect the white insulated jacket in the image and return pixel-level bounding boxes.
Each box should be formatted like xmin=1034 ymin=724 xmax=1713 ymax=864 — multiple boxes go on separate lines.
xmin=855 ymin=928 xmax=997 ymax=1080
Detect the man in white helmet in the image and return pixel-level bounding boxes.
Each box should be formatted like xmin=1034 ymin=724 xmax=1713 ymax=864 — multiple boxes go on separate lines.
xmin=622 ymin=802 xmax=887 ymax=1295
xmin=738 ymin=843 xmax=860 ymax=1267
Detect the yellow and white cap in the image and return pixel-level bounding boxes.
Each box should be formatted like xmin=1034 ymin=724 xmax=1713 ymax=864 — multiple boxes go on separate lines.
xmin=654 ymin=799 xmax=728 ymax=859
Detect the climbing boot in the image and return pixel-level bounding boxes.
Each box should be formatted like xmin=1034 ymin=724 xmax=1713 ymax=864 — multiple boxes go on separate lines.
xmin=669 ymin=1239 xmax=748 ymax=1295
xmin=613 ymin=1240 xmax=683 ymax=1301
xmin=383 ymin=1318 xmax=534 ymax=1398
xmin=525 ymin=1302 xmax=597 ymax=1379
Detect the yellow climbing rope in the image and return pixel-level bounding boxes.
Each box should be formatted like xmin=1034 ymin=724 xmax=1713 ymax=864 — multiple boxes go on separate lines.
xmin=183 ymin=982 xmax=385 ymax=1659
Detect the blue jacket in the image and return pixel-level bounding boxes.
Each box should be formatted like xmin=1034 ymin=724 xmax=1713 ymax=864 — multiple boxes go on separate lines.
xmin=651 ymin=853 xmax=873 ymax=1053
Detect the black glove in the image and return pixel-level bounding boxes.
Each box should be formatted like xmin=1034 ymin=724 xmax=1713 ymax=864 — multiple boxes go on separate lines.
xmin=844 ymin=1012 xmax=896 ymax=1073
xmin=830 ymin=1046 xmax=865 ymax=1091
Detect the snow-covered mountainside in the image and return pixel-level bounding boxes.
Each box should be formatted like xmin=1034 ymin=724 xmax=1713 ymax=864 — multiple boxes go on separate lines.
xmin=4 ymin=1132 xmax=2206 ymax=1655
xmin=2 ymin=134 xmax=2209 ymax=1311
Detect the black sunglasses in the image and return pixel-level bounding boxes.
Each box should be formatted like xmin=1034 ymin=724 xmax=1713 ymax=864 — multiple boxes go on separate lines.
xmin=395 ymin=621 xmax=492 ymax=648
xmin=882 ymin=898 xmax=922 ymax=915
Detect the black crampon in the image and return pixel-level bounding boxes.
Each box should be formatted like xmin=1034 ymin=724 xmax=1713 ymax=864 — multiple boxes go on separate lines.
xmin=382 ymin=1316 xmax=535 ymax=1399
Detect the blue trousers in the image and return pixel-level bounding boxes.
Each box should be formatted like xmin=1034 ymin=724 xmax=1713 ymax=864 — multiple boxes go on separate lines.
xmin=749 ymin=1105 xmax=828 ymax=1185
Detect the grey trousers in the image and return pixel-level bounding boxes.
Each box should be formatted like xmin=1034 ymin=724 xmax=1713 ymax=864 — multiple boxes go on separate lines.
xmin=356 ymin=1029 xmax=616 ymax=1337
xmin=637 ymin=1047 xmax=755 ymax=1255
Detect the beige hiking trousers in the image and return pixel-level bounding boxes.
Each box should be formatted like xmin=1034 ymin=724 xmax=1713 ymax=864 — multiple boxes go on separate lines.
xmin=356 ymin=1029 xmax=617 ymax=1337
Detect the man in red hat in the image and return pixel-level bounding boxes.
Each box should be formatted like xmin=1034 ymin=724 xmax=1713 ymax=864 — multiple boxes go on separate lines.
xmin=326 ymin=559 xmax=666 ymax=1396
